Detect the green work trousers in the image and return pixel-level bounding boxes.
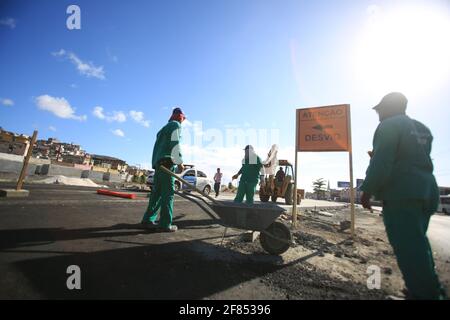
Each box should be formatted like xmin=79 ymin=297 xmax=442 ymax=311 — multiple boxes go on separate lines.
xmin=382 ymin=199 xmax=443 ymax=299
xmin=234 ymin=181 xmax=257 ymax=205
xmin=141 ymin=165 xmax=175 ymax=228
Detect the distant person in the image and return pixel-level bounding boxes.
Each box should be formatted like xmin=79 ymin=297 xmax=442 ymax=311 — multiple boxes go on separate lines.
xmin=360 ymin=92 xmax=445 ymax=300
xmin=141 ymin=108 xmax=185 ymax=232
xmin=275 ymin=167 xmax=285 ymax=188
xmin=213 ymin=168 xmax=223 ymax=198
xmin=232 ymin=145 xmax=263 ymax=205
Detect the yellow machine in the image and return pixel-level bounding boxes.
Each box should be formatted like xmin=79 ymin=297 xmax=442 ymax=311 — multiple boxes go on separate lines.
xmin=259 ymin=160 xmax=304 ymax=205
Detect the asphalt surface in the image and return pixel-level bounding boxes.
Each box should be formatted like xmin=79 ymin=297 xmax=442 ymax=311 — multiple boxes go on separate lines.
xmin=0 ymin=183 xmax=448 ymax=299
xmin=428 ymin=214 xmax=450 ymax=283
xmin=0 ymin=183 xmax=236 ymax=299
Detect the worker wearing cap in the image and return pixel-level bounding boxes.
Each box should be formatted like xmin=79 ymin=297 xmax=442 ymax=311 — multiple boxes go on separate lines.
xmin=232 ymin=145 xmax=263 ymax=205
xmin=141 ymin=108 xmax=185 ymax=232
xmin=360 ymin=92 xmax=444 ymax=299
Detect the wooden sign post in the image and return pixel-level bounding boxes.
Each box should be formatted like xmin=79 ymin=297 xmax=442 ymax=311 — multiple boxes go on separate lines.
xmin=294 ymin=105 xmax=355 ymax=237
xmin=16 ymin=130 xmax=38 ymax=191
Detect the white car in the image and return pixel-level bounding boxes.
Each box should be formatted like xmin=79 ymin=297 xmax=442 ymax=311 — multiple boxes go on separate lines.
xmin=438 ymin=195 xmax=450 ymax=215
xmin=146 ymin=165 xmax=214 ymax=196
xmin=178 ymin=167 xmax=214 ymax=196
xmin=146 ymin=165 xmax=194 ymax=186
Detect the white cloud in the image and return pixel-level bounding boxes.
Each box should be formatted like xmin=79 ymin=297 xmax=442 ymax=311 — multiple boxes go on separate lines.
xmin=48 ymin=126 xmax=57 ymax=132
xmin=108 ymin=111 xmax=127 ymax=123
xmin=35 ymin=94 xmax=87 ymax=121
xmin=112 ymin=129 xmax=125 ymax=137
xmin=92 ymin=107 xmax=126 ymax=122
xmin=70 ymin=84 xmax=78 ymax=89
xmin=92 ymin=106 xmax=106 ymax=119
xmin=129 ymin=110 xmax=150 ymax=127
xmin=52 ymin=49 xmax=66 ymax=57
xmin=0 ymin=18 xmax=16 ymax=29
xmin=52 ymin=49 xmax=106 ymax=80
xmin=1 ymin=98 xmax=14 ymax=106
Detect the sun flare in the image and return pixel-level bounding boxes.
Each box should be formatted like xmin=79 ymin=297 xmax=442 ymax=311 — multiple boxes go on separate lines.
xmin=354 ymin=3 xmax=450 ymax=97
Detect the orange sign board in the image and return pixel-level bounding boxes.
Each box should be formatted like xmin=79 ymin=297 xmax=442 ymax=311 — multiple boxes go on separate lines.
xmin=296 ymin=104 xmax=351 ymax=152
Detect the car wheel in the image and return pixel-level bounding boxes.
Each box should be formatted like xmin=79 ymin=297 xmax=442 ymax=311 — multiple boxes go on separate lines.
xmin=271 ymin=195 xmax=278 ymax=203
xmin=174 ymin=182 xmax=180 ymax=192
xmin=443 ymin=208 xmax=448 ymax=215
xmin=203 ymin=185 xmax=211 ymax=196
xmin=260 ymin=194 xmax=270 ymax=202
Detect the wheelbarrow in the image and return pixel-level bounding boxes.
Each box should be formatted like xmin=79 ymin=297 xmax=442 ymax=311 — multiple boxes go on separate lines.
xmin=160 ymin=165 xmax=293 ymax=255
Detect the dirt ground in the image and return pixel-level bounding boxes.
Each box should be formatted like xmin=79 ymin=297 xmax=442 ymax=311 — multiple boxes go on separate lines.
xmin=209 ymin=206 xmax=449 ymax=299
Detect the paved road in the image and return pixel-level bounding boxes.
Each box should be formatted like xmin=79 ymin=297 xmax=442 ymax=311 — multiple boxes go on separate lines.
xmin=429 ymin=214 xmax=450 ymax=266
xmin=0 ymin=183 xmax=448 ymax=299
xmin=0 ymin=183 xmax=381 ymax=299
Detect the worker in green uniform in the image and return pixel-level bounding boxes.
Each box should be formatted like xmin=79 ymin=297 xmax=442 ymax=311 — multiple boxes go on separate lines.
xmin=141 ymin=108 xmax=185 ymax=232
xmin=360 ymin=92 xmax=445 ymax=300
xmin=232 ymin=145 xmax=263 ymax=205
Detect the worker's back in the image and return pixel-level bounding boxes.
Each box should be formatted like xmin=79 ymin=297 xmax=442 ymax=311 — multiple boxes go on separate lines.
xmin=240 ymin=154 xmax=262 ymax=184
xmin=151 ymin=120 xmax=182 ymax=169
xmin=369 ymin=114 xmax=439 ymax=202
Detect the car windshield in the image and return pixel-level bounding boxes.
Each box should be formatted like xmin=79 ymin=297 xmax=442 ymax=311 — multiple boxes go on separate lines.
xmin=184 ymin=170 xmax=195 ymax=177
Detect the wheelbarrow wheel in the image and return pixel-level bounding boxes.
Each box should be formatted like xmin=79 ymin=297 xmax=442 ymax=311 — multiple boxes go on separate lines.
xmin=260 ymin=221 xmax=292 ymax=255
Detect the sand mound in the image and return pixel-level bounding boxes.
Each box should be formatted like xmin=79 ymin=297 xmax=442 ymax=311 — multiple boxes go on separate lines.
xmin=34 ymin=175 xmax=106 ymax=188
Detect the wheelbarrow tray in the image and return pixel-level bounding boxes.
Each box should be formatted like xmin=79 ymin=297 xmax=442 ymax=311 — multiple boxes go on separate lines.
xmin=210 ymin=201 xmax=286 ymax=231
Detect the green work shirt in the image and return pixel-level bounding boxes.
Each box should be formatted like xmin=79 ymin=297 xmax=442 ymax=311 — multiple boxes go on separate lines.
xmin=151 ymin=120 xmax=183 ymax=169
xmin=239 ymin=155 xmax=263 ymax=184
xmin=360 ymin=114 xmax=439 ymax=202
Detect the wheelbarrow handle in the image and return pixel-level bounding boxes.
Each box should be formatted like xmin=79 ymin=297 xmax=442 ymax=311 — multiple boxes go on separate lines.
xmin=159 ymin=165 xmax=220 ymax=205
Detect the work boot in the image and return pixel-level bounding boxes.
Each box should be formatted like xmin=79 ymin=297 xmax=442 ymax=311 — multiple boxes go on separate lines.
xmin=161 ymin=225 xmax=178 ymax=232
xmin=141 ymin=221 xmax=158 ymax=229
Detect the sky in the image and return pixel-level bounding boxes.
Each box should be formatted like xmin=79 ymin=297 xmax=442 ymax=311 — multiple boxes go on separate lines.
xmin=1 ymin=0 xmax=449 ymax=191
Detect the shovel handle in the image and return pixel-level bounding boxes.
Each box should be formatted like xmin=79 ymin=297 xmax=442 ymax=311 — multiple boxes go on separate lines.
xmin=159 ymin=165 xmax=220 ymax=204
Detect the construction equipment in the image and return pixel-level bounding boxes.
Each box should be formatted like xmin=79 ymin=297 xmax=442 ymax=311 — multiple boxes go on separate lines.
xmin=259 ymin=159 xmax=304 ymax=205
xmin=160 ymin=165 xmax=292 ymax=255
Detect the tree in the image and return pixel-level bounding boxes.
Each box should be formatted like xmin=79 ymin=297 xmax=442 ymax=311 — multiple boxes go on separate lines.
xmin=312 ymin=178 xmax=327 ymax=199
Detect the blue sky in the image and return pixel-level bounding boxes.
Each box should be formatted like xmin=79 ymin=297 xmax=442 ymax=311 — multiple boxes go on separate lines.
xmin=1 ymin=0 xmax=449 ymax=190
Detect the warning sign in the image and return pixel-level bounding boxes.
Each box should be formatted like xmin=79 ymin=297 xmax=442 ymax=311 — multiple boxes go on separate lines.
xmin=296 ymin=104 xmax=350 ymax=152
